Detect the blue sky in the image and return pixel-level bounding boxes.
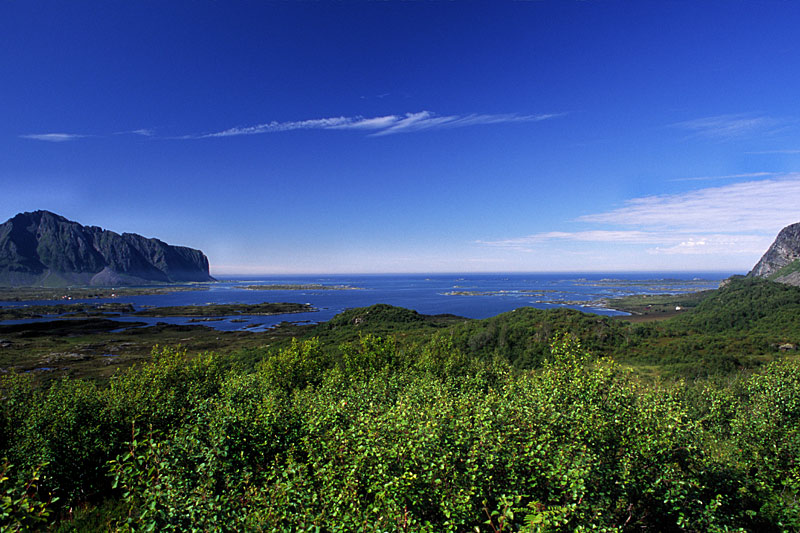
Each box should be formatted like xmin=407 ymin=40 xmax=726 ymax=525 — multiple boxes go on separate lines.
xmin=3 ymin=1 xmax=800 ymax=274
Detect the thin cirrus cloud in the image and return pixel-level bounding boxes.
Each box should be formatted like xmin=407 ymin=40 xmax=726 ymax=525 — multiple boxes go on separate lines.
xmin=198 ymin=111 xmax=562 ymax=138
xmin=481 ymin=176 xmax=800 ymax=256
xmin=19 ymin=133 xmax=88 ymax=142
xmin=669 ymin=171 xmax=776 ymax=182
xmin=114 ymin=128 xmax=155 ymax=137
xmin=21 ymin=129 xmax=154 ymax=142
xmin=20 ymin=111 xmax=559 ymax=142
xmin=746 ymin=149 xmax=800 ymax=154
xmin=671 ymin=113 xmax=782 ymax=140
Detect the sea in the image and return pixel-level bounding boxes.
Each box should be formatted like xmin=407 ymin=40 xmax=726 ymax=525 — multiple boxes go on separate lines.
xmin=0 ymin=272 xmax=734 ymax=332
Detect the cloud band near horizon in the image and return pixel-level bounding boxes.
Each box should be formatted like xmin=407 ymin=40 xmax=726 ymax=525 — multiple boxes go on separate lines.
xmin=481 ymin=175 xmax=800 ymax=256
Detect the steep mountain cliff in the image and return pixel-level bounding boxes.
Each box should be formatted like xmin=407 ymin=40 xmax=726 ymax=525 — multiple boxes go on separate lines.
xmin=0 ymin=211 xmax=215 ymax=287
xmin=747 ymin=222 xmax=800 ymax=286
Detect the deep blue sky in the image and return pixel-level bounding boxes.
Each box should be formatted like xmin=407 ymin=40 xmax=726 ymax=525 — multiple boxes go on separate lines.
xmin=3 ymin=1 xmax=800 ymax=274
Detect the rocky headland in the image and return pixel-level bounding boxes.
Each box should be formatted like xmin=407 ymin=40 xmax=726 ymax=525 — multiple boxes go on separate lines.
xmin=747 ymin=222 xmax=800 ymax=286
xmin=0 ymin=210 xmax=215 ymax=287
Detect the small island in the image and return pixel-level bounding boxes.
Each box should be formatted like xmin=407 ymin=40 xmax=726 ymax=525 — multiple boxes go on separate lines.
xmin=237 ymin=283 xmax=362 ymax=291
xmin=441 ymin=289 xmax=561 ymax=296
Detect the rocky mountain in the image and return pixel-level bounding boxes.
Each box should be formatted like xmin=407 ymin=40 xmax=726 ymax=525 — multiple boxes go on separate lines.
xmin=0 ymin=211 xmax=215 ymax=287
xmin=747 ymin=222 xmax=800 ymax=286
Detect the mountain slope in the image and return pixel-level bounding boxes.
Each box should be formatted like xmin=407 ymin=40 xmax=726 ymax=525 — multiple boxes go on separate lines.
xmin=0 ymin=211 xmax=215 ymax=287
xmin=748 ymin=222 xmax=800 ymax=285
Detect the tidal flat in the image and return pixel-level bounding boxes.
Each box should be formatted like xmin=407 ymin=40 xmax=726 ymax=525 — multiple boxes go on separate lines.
xmin=0 ymin=301 xmax=316 ymax=382
xmin=0 ymin=317 xmax=312 ymax=383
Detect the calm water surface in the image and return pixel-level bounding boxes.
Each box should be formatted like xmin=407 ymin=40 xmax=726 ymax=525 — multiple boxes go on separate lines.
xmin=0 ymin=272 xmax=733 ymax=332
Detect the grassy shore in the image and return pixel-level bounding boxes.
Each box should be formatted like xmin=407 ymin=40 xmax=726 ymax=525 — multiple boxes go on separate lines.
xmin=0 ymin=302 xmax=316 ymax=382
xmin=0 ymin=284 xmax=210 ymax=302
xmin=602 ymin=290 xmax=713 ymax=322
xmin=0 ymin=318 xmax=313 ymax=383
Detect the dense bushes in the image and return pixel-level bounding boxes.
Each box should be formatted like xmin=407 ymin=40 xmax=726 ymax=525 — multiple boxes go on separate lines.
xmin=2 ymin=329 xmax=800 ymax=531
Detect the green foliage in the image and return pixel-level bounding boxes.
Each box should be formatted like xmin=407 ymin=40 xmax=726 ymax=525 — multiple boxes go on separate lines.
xmin=447 ymin=308 xmax=625 ymax=370
xmin=98 ymin=334 xmax=800 ymax=530
xmin=671 ymin=277 xmax=800 ymax=335
xmin=0 ymin=461 xmax=56 ymax=532
xmin=109 ymin=423 xmax=268 ymax=532
xmin=105 ymin=345 xmax=225 ymax=432
xmin=309 ymin=303 xmax=465 ymax=348
xmin=5 ymin=286 xmax=800 ymax=529
xmin=322 ymin=303 xmax=431 ymax=330
xmin=27 ymin=378 xmax=110 ymax=501
xmin=338 ymin=333 xmax=399 ymax=376
xmin=729 ymin=359 xmax=800 ymax=528
xmin=257 ymin=337 xmax=328 ymax=391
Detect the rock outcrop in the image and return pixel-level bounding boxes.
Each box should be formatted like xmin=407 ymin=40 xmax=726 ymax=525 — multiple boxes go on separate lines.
xmin=747 ymin=222 xmax=800 ymax=286
xmin=0 ymin=210 xmax=215 ymax=287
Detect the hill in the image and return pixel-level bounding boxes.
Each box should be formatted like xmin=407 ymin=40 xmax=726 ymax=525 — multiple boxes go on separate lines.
xmin=748 ymin=221 xmax=800 ymax=285
xmin=0 ymin=210 xmax=215 ymax=287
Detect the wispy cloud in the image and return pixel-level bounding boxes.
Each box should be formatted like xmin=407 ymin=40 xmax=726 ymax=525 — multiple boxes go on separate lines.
xmin=19 ymin=133 xmax=88 ymax=142
xmin=23 ymin=130 xmax=154 ymax=142
xmin=671 ymin=113 xmax=782 ymax=140
xmin=648 ymin=234 xmax=769 ymax=255
xmin=579 ymin=176 xmax=800 ymax=232
xmin=198 ymin=111 xmax=562 ymax=138
xmin=482 ymin=175 xmax=800 ymax=257
xmin=114 ymin=128 xmax=155 ymax=137
xmin=481 ymin=231 xmax=769 ymax=256
xmin=746 ymin=149 xmax=800 ymax=155
xmin=669 ymin=171 xmax=776 ymax=182
xmin=481 ymin=230 xmax=663 ymax=250
xmin=20 ymin=111 xmax=559 ymax=143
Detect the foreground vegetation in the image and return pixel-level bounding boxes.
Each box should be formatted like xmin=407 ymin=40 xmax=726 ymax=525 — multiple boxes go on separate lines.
xmin=2 ymin=277 xmax=800 ymax=531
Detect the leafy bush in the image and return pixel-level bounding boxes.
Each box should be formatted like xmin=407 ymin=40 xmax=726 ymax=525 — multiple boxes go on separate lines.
xmin=3 ymin=295 xmax=800 ymax=530
xmin=0 ymin=461 xmax=56 ymax=531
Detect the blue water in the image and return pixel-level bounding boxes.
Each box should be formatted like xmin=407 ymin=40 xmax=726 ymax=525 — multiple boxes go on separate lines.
xmin=0 ymin=272 xmax=732 ymax=332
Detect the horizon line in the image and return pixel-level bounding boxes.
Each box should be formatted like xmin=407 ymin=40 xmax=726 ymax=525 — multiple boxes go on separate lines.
xmin=209 ymin=268 xmax=745 ymax=277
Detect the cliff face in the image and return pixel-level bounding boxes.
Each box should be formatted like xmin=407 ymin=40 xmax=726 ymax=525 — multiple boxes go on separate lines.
xmin=0 ymin=211 xmax=215 ymax=287
xmin=747 ymin=222 xmax=800 ymax=286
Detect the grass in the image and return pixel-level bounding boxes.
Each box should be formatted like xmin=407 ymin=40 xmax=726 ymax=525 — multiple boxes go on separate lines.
xmin=767 ymin=258 xmax=800 ymax=280
xmin=604 ymin=290 xmax=713 ymax=322
xmin=0 ymin=302 xmax=135 ymax=320
xmin=0 ymin=284 xmax=210 ymax=302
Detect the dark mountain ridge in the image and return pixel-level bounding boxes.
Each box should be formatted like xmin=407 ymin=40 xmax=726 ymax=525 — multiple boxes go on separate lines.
xmin=0 ymin=210 xmax=215 ymax=287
